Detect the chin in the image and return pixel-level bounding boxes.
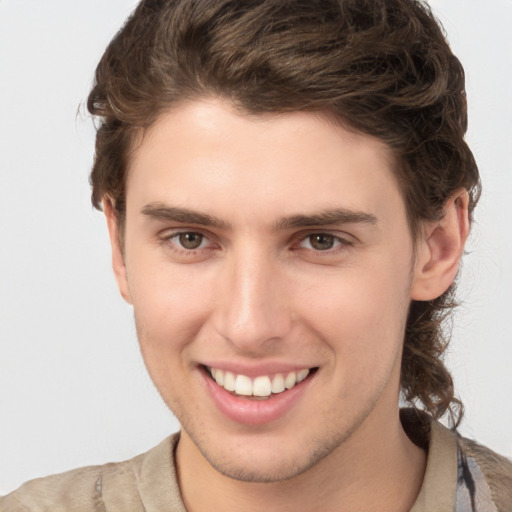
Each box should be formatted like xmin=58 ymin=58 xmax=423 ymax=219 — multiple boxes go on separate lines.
xmin=205 ymin=454 xmax=314 ymax=483
xmin=195 ymin=430 xmax=345 ymax=484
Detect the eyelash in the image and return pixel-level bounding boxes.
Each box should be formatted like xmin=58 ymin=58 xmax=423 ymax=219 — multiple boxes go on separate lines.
xmin=160 ymin=230 xmax=353 ymax=257
xmin=161 ymin=231 xmax=216 ymax=255
xmin=294 ymin=233 xmax=351 ymax=254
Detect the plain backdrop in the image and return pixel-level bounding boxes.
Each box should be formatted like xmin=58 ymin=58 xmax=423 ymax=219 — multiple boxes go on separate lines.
xmin=1 ymin=0 xmax=511 ymax=495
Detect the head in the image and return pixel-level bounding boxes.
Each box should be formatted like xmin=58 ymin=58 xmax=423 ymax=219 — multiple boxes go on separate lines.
xmin=88 ymin=0 xmax=479 ymax=443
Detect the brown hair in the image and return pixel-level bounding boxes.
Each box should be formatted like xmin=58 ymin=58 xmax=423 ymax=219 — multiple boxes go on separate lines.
xmin=88 ymin=0 xmax=480 ymax=425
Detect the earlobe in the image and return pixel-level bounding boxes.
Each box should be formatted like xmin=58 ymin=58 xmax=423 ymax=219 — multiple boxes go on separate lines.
xmin=410 ymin=190 xmax=470 ymax=301
xmin=103 ymin=199 xmax=133 ymax=304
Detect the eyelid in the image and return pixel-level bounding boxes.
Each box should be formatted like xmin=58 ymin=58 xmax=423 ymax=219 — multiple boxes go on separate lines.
xmin=171 ymin=232 xmax=208 ymax=250
xmin=157 ymin=227 xmax=355 ymax=255
xmin=159 ymin=226 xmax=215 ymax=239
xmin=294 ymin=229 xmax=355 ymax=244
xmin=300 ymin=234 xmax=343 ymax=249
xmin=159 ymin=228 xmax=219 ymax=251
xmin=290 ymin=230 xmax=356 ymax=257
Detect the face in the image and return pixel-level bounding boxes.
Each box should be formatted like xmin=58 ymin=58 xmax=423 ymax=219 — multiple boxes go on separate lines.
xmin=113 ymin=99 xmax=421 ymax=482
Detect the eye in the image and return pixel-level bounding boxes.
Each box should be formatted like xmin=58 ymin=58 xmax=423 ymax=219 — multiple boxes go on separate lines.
xmin=170 ymin=232 xmax=208 ymax=250
xmin=159 ymin=229 xmax=218 ymax=262
xmin=300 ymin=233 xmax=342 ymax=251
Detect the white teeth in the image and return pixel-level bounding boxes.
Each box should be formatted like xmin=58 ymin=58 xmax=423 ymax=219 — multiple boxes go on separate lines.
xmin=234 ymin=374 xmax=253 ymax=396
xmin=208 ymin=367 xmax=311 ymax=396
xmin=224 ymin=371 xmax=236 ymax=392
xmin=284 ymin=372 xmax=297 ymax=389
xmin=253 ymin=376 xmax=272 ymax=397
xmin=214 ymin=369 xmax=224 ymax=386
xmin=271 ymin=373 xmax=285 ymax=393
xmin=297 ymin=369 xmax=309 ymax=383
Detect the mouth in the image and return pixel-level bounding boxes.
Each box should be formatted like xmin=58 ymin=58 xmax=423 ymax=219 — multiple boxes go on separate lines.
xmin=204 ymin=365 xmax=318 ymax=400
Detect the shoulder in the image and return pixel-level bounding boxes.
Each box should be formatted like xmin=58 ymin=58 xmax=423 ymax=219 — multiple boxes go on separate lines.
xmin=0 ymin=434 xmax=185 ymax=512
xmin=457 ymin=433 xmax=512 ymax=511
xmin=1 ymin=462 xmax=129 ymax=512
xmin=402 ymin=408 xmax=512 ymax=512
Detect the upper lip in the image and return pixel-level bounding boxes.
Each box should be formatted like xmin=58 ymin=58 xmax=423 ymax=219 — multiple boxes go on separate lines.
xmin=201 ymin=361 xmax=317 ymax=378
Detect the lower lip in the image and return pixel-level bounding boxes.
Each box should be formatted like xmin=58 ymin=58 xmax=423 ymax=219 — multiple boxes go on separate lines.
xmin=202 ymin=369 xmax=314 ymax=425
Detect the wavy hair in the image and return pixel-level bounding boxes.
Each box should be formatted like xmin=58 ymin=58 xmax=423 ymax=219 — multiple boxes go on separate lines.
xmin=88 ymin=0 xmax=480 ymax=425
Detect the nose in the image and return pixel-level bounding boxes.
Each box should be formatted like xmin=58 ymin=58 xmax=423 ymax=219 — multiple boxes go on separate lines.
xmin=211 ymin=244 xmax=293 ymax=353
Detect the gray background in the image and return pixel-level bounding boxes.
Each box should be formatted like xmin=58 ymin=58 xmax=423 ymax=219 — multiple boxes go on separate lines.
xmin=1 ymin=0 xmax=511 ymax=494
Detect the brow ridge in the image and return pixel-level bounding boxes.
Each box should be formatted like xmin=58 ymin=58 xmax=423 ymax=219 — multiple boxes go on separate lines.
xmin=274 ymin=209 xmax=378 ymax=230
xmin=141 ymin=203 xmax=231 ymax=230
xmin=141 ymin=203 xmax=377 ymax=231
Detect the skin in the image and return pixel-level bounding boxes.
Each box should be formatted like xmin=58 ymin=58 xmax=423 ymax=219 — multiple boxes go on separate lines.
xmin=105 ymin=98 xmax=469 ymax=511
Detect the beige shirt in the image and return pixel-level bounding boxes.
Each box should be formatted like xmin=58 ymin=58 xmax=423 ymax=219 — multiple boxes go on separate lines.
xmin=2 ymin=414 xmax=511 ymax=511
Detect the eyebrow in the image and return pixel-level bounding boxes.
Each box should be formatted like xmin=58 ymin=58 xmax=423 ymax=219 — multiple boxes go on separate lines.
xmin=141 ymin=203 xmax=377 ymax=231
xmin=141 ymin=203 xmax=231 ymax=230
xmin=274 ymin=209 xmax=378 ymax=230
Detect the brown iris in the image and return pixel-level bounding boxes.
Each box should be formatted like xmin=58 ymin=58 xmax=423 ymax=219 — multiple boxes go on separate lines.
xmin=179 ymin=232 xmax=203 ymax=249
xmin=308 ymin=234 xmax=336 ymax=251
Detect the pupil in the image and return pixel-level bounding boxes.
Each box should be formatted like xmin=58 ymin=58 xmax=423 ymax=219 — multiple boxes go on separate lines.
xmin=310 ymin=234 xmax=334 ymax=250
xmin=179 ymin=232 xmax=203 ymax=249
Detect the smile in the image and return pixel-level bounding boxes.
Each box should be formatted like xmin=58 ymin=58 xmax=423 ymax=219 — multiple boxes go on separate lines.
xmin=207 ymin=367 xmax=312 ymax=397
xmin=202 ymin=364 xmax=317 ymax=424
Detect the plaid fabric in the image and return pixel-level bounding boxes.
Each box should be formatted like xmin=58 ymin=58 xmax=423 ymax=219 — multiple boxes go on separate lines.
xmin=456 ymin=451 xmax=498 ymax=512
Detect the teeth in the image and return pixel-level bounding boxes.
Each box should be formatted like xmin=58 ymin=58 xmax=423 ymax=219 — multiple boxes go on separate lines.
xmin=271 ymin=374 xmax=285 ymax=393
xmin=284 ymin=372 xmax=297 ymax=389
xmin=235 ymin=375 xmax=252 ymax=396
xmin=253 ymin=376 xmax=272 ymax=397
xmin=208 ymin=367 xmax=310 ymax=397
xmin=297 ymin=369 xmax=309 ymax=383
xmin=224 ymin=371 xmax=236 ymax=392
xmin=214 ymin=369 xmax=224 ymax=386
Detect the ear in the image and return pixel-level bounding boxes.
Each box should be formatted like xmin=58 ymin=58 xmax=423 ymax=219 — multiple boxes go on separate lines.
xmin=410 ymin=189 xmax=470 ymax=301
xmin=103 ymin=199 xmax=132 ymax=304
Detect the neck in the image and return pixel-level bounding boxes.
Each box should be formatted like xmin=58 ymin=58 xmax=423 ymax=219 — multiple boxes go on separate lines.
xmin=176 ymin=405 xmax=426 ymax=512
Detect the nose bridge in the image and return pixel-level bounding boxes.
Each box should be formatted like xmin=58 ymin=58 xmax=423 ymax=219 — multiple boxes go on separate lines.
xmin=213 ymin=240 xmax=291 ymax=350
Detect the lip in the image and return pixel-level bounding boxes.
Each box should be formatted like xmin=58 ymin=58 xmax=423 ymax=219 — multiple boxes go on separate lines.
xmin=201 ymin=360 xmax=313 ymax=378
xmin=201 ymin=365 xmax=315 ymax=425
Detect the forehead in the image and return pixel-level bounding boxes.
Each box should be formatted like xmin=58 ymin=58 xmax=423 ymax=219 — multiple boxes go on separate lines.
xmin=125 ymin=99 xmax=405 ymax=229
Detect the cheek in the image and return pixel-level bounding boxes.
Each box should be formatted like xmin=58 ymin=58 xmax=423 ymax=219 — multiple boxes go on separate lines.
xmin=125 ymin=256 xmax=216 ymax=359
xmin=300 ymin=260 xmax=411 ymax=381
xmin=126 ymin=263 xmax=217 ymax=408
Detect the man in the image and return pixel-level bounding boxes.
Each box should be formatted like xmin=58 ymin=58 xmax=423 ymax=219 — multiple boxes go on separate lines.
xmin=2 ymin=0 xmax=511 ymax=510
